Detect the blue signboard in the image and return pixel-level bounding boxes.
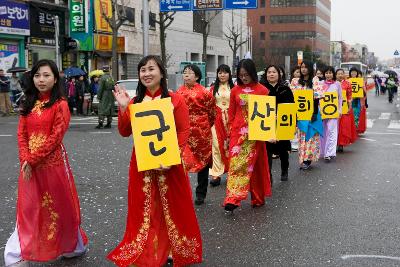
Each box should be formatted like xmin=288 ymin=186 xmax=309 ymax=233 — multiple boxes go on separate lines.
xmin=160 ymin=0 xmax=192 ymax=12
xmin=0 ymin=0 xmax=30 ymax=36
xmin=224 ymin=0 xmax=258 ymax=9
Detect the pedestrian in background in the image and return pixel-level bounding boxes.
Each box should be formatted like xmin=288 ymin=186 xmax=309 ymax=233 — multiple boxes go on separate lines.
xmin=336 ymin=68 xmax=357 ymax=152
xmin=223 ymin=59 xmax=272 ymax=212
xmin=209 ymin=64 xmax=233 ymax=187
xmin=75 ymin=75 xmax=85 ymax=115
xmin=67 ymin=77 xmax=76 ymax=114
xmin=290 ymin=66 xmax=301 ymax=82
xmin=0 ymin=69 xmax=11 ymax=116
xmin=177 ymin=64 xmax=216 ymax=205
xmin=96 ymin=66 xmax=115 ymax=129
xmin=4 ymin=59 xmax=88 ymax=266
xmin=10 ymin=73 xmax=22 ymax=109
xmin=349 ymin=68 xmax=367 ymax=134
xmin=320 ymin=66 xmax=342 ymax=162
xmin=290 ymin=61 xmax=324 ymax=170
xmin=108 ymin=55 xmax=202 ymax=266
xmin=261 ymin=65 xmax=294 ymax=182
xmin=290 ymin=66 xmax=301 ymax=152
xmin=386 ymin=73 xmax=398 ymax=103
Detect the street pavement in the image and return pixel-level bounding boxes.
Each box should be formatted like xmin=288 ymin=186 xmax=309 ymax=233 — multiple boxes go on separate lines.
xmin=0 ymin=90 xmax=400 ymax=267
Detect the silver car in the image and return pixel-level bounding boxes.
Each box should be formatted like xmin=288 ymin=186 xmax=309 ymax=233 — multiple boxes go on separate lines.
xmin=92 ymin=79 xmax=139 ymax=114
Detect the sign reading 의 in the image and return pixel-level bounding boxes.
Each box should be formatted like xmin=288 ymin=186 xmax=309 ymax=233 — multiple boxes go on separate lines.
xmin=248 ymin=95 xmax=276 ymax=141
xmin=129 ymin=98 xmax=181 ymax=172
xmin=276 ymin=103 xmax=296 ymax=140
xmin=341 ymin=90 xmax=349 ymax=115
xmin=349 ymin=78 xmax=364 ymax=98
xmin=320 ymin=92 xmax=339 ymax=119
xmin=293 ymin=90 xmax=313 ymax=120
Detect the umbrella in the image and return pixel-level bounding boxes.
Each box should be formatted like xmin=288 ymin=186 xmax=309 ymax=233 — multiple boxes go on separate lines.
xmin=64 ymin=67 xmax=86 ymax=77
xmin=7 ymin=67 xmax=27 ymax=73
xmin=89 ymin=69 xmax=104 ymax=77
xmin=384 ymin=70 xmax=398 ymax=78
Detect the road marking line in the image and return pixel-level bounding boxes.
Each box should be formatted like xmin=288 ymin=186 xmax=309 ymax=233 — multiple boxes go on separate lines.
xmin=367 ymin=119 xmax=375 ymax=128
xmin=341 ymin=254 xmax=400 ymax=261
xmin=366 ymin=132 xmax=400 ymax=135
xmin=393 ymin=143 xmax=400 ymax=146
xmin=89 ymin=131 xmax=112 ymax=134
xmin=388 ymin=120 xmax=400 ymax=129
xmin=359 ymin=137 xmax=376 ymax=142
xmin=378 ymin=113 xmax=391 ymax=120
xmin=0 ymin=134 xmax=12 ymax=137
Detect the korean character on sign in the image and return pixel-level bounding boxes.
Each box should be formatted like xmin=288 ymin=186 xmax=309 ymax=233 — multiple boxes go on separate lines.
xmin=322 ymin=94 xmax=338 ymax=116
xmin=38 ymin=12 xmax=45 ymax=24
xmin=351 ymin=80 xmax=361 ymax=94
xmin=7 ymin=6 xmax=16 ymax=19
xmin=72 ymin=15 xmax=84 ymax=27
xmin=72 ymin=4 xmax=84 ymax=15
xmin=15 ymin=7 xmax=28 ymax=20
xmin=0 ymin=19 xmax=6 ymax=26
xmin=250 ymin=101 xmax=275 ymax=131
xmin=280 ymin=114 xmax=293 ymax=127
xmin=297 ymin=95 xmax=311 ymax=112
xmin=6 ymin=19 xmax=11 ymax=27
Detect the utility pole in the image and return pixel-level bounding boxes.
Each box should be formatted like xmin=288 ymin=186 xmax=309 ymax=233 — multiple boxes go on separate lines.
xmin=54 ymin=15 xmax=61 ymax=70
xmin=143 ymin=0 xmax=149 ymax=56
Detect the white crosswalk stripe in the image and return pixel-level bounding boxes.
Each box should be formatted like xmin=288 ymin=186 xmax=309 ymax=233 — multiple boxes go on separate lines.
xmin=388 ymin=121 xmax=400 ymax=129
xmin=378 ymin=113 xmax=391 ymax=120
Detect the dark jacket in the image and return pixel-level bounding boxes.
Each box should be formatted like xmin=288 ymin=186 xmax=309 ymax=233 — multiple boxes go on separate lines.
xmin=0 ymin=76 xmax=10 ymax=93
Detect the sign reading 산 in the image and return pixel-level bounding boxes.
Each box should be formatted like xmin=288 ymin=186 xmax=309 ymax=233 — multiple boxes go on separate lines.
xmin=129 ymin=98 xmax=181 ymax=172
xmin=248 ymin=95 xmax=276 ymax=141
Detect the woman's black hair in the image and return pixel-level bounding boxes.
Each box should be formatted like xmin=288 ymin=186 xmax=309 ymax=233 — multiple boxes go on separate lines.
xmin=264 ymin=65 xmax=282 ymax=84
xmin=278 ymin=66 xmax=286 ymax=81
xmin=20 ymin=59 xmax=64 ymax=116
xmin=335 ymin=68 xmax=345 ymax=75
xmin=349 ymin=67 xmax=360 ymax=78
xmin=290 ymin=66 xmax=300 ymax=80
xmin=134 ymin=55 xmax=169 ymax=104
xmin=299 ymin=61 xmax=314 ymax=88
xmin=323 ymin=66 xmax=336 ymax=81
xmin=236 ymin=59 xmax=258 ymax=85
xmin=183 ymin=64 xmax=202 ymax=83
xmin=213 ymin=64 xmax=234 ymax=95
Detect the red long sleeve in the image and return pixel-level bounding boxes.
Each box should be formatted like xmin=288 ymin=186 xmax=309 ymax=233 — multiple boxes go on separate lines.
xmin=227 ymin=87 xmax=238 ymax=136
xmin=17 ymin=116 xmax=30 ymax=164
xmin=206 ymin=89 xmax=216 ymax=127
xmin=173 ymin=94 xmax=190 ymax=151
xmin=28 ymin=101 xmax=70 ymax=167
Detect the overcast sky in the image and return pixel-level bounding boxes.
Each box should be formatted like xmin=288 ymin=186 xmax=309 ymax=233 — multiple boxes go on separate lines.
xmin=330 ymin=0 xmax=399 ymax=60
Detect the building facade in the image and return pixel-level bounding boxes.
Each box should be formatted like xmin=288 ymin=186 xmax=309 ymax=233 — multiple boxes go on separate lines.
xmin=248 ymin=0 xmax=331 ymax=69
xmin=165 ymin=9 xmax=249 ymax=87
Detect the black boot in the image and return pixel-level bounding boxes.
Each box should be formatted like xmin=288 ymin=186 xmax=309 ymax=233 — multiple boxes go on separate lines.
xmin=209 ymin=177 xmax=221 ymax=187
xmin=281 ymin=170 xmax=288 ymax=181
xmin=95 ymin=122 xmax=103 ymax=129
xmin=224 ymin=203 xmax=238 ymax=212
xmin=104 ymin=122 xmax=111 ymax=128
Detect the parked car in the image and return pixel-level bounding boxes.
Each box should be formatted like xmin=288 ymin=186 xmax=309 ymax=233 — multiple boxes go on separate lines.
xmin=92 ymin=79 xmax=139 ymax=114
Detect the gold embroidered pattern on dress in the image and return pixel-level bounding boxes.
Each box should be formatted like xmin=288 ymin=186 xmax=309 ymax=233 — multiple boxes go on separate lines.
xmin=157 ymin=175 xmax=200 ymax=260
xmin=111 ymin=174 xmax=152 ymax=262
xmin=41 ymin=192 xmax=59 ymax=240
xmin=32 ymin=100 xmax=47 ymax=116
xmin=28 ymin=133 xmax=47 ymax=153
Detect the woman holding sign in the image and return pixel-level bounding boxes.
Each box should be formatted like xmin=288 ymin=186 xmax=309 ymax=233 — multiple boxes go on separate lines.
xmin=349 ymin=67 xmax=367 ymax=134
xmin=290 ymin=61 xmax=324 ymax=170
xmin=108 ymin=56 xmax=202 ymax=266
xmin=223 ymin=59 xmax=272 ymax=212
xmin=261 ymin=65 xmax=294 ymax=182
xmin=177 ymin=64 xmax=216 ymax=206
xmin=320 ymin=66 xmax=342 ymax=161
xmin=336 ymin=68 xmax=357 ymax=152
xmin=209 ymin=64 xmax=234 ymax=187
xmin=4 ymin=60 xmax=88 ymax=266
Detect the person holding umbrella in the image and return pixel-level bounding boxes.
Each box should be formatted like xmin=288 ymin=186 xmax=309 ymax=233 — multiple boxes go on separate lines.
xmin=95 ymin=66 xmax=115 ymax=129
xmin=385 ymin=72 xmax=398 ymax=103
xmin=0 ymin=69 xmax=11 ymax=116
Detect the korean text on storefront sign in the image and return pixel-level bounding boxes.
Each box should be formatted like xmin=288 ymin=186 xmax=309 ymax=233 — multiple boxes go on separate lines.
xmin=70 ymin=0 xmax=86 ymax=32
xmin=0 ymin=0 xmax=30 ymax=35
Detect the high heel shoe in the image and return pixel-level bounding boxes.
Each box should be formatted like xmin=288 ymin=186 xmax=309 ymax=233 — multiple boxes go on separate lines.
xmin=224 ymin=203 xmax=238 ymax=212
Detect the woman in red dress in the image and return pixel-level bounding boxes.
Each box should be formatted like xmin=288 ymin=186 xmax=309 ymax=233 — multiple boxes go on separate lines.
xmin=209 ymin=64 xmax=234 ymax=187
xmin=107 ymin=56 xmax=202 ymax=267
xmin=4 ymin=60 xmax=88 ymax=266
xmin=223 ymin=59 xmax=272 ymax=212
xmin=177 ymin=65 xmax=216 ymax=205
xmin=336 ymin=69 xmax=357 ymax=152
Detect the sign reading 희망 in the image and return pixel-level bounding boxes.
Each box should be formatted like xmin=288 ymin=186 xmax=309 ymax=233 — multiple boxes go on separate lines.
xmin=0 ymin=0 xmax=30 ymax=35
xmin=349 ymin=78 xmax=364 ymax=99
xmin=70 ymin=0 xmax=86 ymax=32
xmin=320 ymin=92 xmax=340 ymax=119
xmin=276 ymin=103 xmax=296 ymax=140
xmin=248 ymin=95 xmax=276 ymax=141
xmin=293 ymin=90 xmax=313 ymax=121
xmin=129 ymin=98 xmax=181 ymax=172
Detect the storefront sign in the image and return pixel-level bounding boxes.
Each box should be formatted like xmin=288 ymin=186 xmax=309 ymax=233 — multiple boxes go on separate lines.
xmin=0 ymin=0 xmax=30 ymax=35
xmin=95 ymin=0 xmax=112 ymax=32
xmin=94 ymin=34 xmax=125 ymax=52
xmin=70 ymin=0 xmax=86 ymax=32
xmin=70 ymin=0 xmax=93 ymax=51
xmin=0 ymin=43 xmax=19 ymax=71
xmin=29 ymin=4 xmax=65 ymax=38
xmin=28 ymin=37 xmax=56 ymax=46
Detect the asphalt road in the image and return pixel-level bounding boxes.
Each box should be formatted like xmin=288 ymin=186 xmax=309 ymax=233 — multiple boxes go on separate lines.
xmin=0 ymin=90 xmax=400 ymax=267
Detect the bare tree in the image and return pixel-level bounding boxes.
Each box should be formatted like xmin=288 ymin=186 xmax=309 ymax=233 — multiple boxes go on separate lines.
xmin=224 ymin=24 xmax=247 ymax=76
xmin=155 ymin=11 xmax=176 ymax=71
xmin=101 ymin=0 xmax=128 ymax=80
xmin=194 ymin=10 xmax=220 ymax=66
